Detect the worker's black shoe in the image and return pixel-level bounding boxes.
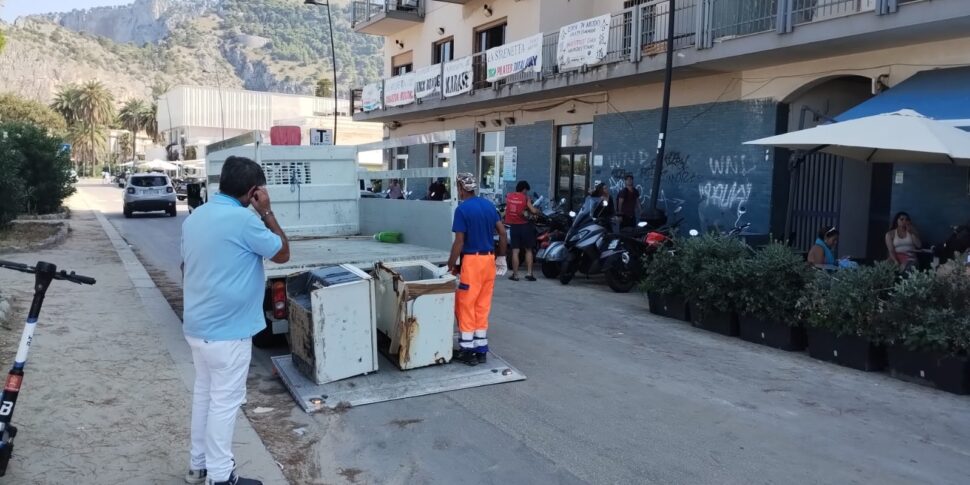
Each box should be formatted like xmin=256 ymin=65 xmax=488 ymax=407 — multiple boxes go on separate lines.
xmin=475 ymin=352 xmax=487 ymax=364
xmin=454 ymin=349 xmax=478 ymax=366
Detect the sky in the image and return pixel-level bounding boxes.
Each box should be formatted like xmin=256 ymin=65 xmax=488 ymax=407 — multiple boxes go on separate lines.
xmin=1 ymin=0 xmax=133 ymax=22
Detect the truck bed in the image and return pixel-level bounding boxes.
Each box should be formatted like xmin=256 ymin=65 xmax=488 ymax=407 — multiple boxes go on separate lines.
xmin=265 ymin=237 xmax=451 ymax=279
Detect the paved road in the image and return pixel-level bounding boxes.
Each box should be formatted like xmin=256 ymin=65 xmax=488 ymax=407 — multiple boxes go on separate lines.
xmin=78 ymin=182 xmax=970 ymax=484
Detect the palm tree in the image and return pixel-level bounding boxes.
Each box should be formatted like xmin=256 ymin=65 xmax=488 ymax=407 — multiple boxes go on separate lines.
xmin=52 ymin=82 xmax=115 ymax=175
xmin=119 ymin=98 xmax=147 ymax=161
xmin=75 ymin=81 xmax=115 ymax=127
xmin=142 ymin=102 xmax=159 ymax=144
xmin=51 ymin=84 xmax=81 ymax=125
xmin=68 ymin=122 xmax=107 ymax=176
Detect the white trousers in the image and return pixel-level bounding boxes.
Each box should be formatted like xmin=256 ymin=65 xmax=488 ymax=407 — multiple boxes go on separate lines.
xmin=186 ymin=336 xmax=252 ymax=482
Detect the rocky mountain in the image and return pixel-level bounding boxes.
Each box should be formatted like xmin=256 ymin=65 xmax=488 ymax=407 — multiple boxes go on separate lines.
xmin=0 ymin=0 xmax=382 ymax=103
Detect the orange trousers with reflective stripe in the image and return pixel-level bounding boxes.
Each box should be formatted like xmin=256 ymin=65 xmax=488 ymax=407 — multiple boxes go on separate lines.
xmin=455 ymin=254 xmax=496 ymax=335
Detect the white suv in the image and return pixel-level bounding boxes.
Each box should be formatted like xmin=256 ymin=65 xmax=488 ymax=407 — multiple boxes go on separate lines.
xmin=123 ymin=173 xmax=177 ymax=218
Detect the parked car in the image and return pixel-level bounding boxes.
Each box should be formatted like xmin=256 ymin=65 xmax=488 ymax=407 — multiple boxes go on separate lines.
xmin=123 ymin=173 xmax=177 ymax=218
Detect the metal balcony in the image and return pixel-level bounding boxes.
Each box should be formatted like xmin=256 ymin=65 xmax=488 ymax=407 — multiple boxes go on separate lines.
xmin=352 ymin=0 xmax=425 ymax=36
xmin=434 ymin=0 xmax=473 ymax=3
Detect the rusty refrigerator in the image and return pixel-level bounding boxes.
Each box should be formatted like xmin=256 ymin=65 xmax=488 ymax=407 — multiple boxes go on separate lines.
xmin=374 ymin=261 xmax=456 ymax=370
xmin=286 ymin=265 xmax=379 ymax=384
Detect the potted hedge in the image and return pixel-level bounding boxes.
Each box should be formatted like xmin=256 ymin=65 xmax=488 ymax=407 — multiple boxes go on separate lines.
xmin=641 ymin=241 xmax=690 ymax=321
xmin=680 ymin=235 xmax=749 ymax=336
xmin=882 ymin=259 xmax=970 ymax=394
xmin=798 ymin=262 xmax=897 ymax=371
xmin=734 ymin=243 xmax=813 ymax=351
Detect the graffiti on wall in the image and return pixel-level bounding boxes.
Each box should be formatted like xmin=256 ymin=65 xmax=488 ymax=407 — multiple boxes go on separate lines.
xmin=696 ymin=151 xmax=770 ymax=232
xmin=601 ymin=151 xmax=695 ymax=213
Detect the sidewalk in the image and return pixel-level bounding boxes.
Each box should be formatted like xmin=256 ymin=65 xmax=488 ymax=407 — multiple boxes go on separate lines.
xmin=0 ymin=195 xmax=286 ymax=484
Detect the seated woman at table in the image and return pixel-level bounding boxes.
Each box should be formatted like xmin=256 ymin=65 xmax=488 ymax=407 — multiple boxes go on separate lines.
xmin=885 ymin=211 xmax=922 ymax=271
xmin=808 ymin=226 xmax=839 ymax=269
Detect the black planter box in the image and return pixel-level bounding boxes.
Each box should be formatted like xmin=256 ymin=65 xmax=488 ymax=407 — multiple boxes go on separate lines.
xmin=649 ymin=293 xmax=690 ymax=322
xmin=887 ymin=344 xmax=970 ymax=395
xmin=689 ymin=303 xmax=739 ymax=337
xmin=806 ymin=328 xmax=886 ymax=372
xmin=738 ymin=314 xmax=807 ymax=351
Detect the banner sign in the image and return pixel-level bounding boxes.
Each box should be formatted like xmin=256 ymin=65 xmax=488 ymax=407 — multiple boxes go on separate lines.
xmin=362 ymin=82 xmax=383 ymax=112
xmin=557 ymin=14 xmax=611 ymax=70
xmin=442 ymin=56 xmax=473 ymax=98
xmin=502 ymin=146 xmax=517 ymax=181
xmin=414 ymin=63 xmax=442 ymax=99
xmin=383 ymin=73 xmax=416 ymax=107
xmin=486 ymin=33 xmax=543 ymax=82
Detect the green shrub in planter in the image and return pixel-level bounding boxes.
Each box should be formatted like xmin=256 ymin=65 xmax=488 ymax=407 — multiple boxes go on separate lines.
xmin=734 ymin=242 xmax=813 ymax=322
xmin=680 ymin=234 xmax=750 ymax=318
xmin=799 ymin=262 xmax=897 ymax=371
xmin=799 ymin=262 xmax=897 ymax=340
xmin=883 ymin=259 xmax=970 ymax=355
xmin=640 ymin=240 xmax=690 ymax=320
xmin=734 ymin=243 xmax=813 ymax=350
xmin=675 ymin=235 xmax=750 ymax=335
xmin=881 ymin=259 xmax=970 ymax=393
xmin=640 ymin=241 xmax=685 ymax=296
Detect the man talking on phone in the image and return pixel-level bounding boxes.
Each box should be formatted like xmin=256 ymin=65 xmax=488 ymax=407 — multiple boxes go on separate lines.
xmin=180 ymin=156 xmax=289 ymax=485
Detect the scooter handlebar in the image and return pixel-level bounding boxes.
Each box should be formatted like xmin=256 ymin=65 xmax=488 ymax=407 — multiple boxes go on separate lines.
xmin=0 ymin=260 xmax=96 ymax=285
xmin=56 ymin=271 xmax=96 ymax=285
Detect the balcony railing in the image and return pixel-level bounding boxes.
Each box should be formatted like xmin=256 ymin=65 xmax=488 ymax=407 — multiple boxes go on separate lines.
xmin=354 ymin=0 xmax=922 ymax=115
xmin=352 ymin=0 xmax=425 ymax=32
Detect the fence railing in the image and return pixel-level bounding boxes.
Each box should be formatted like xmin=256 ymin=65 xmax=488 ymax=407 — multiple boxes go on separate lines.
xmin=357 ymin=0 xmax=919 ymax=113
xmin=352 ymin=0 xmax=425 ymax=28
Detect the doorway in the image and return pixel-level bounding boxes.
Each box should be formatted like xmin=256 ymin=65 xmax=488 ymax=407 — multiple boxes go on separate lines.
xmin=556 ymin=124 xmax=593 ymax=210
xmin=473 ymin=22 xmax=506 ymax=89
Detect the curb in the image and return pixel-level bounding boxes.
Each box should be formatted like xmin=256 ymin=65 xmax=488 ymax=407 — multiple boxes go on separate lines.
xmin=79 ymin=196 xmax=288 ymax=484
xmin=0 ymin=291 xmax=9 ymax=324
xmin=16 ymin=207 xmax=71 ymax=221
xmin=0 ymin=221 xmax=70 ymax=253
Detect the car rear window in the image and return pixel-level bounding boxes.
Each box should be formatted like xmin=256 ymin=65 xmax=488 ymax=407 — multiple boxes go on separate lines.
xmin=131 ymin=176 xmax=168 ymax=187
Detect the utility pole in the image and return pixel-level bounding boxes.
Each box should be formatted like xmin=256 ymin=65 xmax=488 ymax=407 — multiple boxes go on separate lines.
xmin=648 ymin=0 xmax=676 ymax=219
xmin=305 ymin=0 xmax=340 ymax=145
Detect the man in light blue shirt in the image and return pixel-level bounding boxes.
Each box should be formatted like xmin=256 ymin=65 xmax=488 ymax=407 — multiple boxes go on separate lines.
xmin=181 ymin=156 xmax=289 ymax=485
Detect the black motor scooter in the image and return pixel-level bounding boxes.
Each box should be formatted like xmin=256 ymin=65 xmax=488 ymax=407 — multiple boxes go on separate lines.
xmin=0 ymin=260 xmax=96 ymax=476
xmin=600 ymin=208 xmax=684 ymax=293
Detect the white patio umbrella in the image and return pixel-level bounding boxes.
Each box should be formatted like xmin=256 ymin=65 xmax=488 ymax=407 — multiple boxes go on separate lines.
xmin=745 ymin=109 xmax=970 ymax=165
xmin=140 ymin=160 xmax=180 ymax=171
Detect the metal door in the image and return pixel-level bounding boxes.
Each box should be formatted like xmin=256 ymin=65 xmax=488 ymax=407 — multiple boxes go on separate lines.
xmin=556 ymin=150 xmax=591 ymax=211
xmin=789 ymin=152 xmax=843 ymax=251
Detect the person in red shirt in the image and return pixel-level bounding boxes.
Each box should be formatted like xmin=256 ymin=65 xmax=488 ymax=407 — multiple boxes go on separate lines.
xmin=505 ymin=181 xmax=539 ymax=281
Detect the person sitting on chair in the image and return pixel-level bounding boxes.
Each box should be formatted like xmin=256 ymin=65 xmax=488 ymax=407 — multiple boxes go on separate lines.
xmin=886 ymin=211 xmax=922 ymax=271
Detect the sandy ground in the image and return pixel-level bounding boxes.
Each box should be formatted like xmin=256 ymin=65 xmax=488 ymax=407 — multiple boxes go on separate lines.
xmin=0 ymin=206 xmax=192 ymax=483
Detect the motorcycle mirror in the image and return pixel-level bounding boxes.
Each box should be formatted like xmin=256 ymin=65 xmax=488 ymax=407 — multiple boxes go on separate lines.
xmin=689 ymin=229 xmax=700 ymax=237
xmin=637 ymin=222 xmax=648 ymax=228
xmin=569 ymin=211 xmax=577 ymax=217
xmin=737 ymin=205 xmax=747 ymax=216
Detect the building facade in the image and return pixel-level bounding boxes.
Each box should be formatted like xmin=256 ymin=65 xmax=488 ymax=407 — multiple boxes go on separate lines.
xmin=351 ymin=0 xmax=970 ymax=259
xmin=157 ymin=85 xmax=383 ymax=158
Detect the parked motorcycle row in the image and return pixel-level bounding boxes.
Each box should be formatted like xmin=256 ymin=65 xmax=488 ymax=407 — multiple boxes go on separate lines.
xmin=491 ymin=194 xmax=690 ymax=294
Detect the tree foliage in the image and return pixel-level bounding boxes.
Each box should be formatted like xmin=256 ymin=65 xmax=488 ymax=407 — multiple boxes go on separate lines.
xmin=0 ymin=122 xmax=76 ymax=217
xmin=0 ymin=92 xmax=68 ymax=134
xmin=219 ymin=0 xmax=383 ymax=91
xmin=52 ymin=82 xmax=115 ymax=174
xmin=315 ymin=78 xmax=333 ymax=98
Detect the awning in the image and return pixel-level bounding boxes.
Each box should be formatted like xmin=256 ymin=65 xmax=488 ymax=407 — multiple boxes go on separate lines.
xmin=836 ymin=66 xmax=970 ymax=127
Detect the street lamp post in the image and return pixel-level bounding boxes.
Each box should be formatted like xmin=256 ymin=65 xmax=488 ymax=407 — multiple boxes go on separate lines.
xmin=202 ymin=69 xmax=227 ymax=141
xmin=305 ymin=0 xmax=339 ymax=145
xmin=648 ymin=0 xmax=677 ymax=221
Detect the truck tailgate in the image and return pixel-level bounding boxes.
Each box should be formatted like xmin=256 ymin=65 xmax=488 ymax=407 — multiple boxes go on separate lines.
xmin=265 ymin=237 xmax=451 ymax=279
